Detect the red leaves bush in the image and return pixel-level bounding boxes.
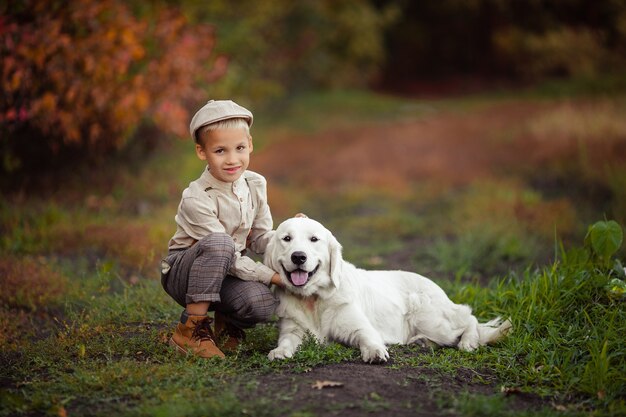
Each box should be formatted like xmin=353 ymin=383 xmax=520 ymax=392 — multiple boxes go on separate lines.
xmin=1 ymin=0 xmax=223 ymax=172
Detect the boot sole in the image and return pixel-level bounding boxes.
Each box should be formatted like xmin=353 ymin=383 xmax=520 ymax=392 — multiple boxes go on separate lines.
xmin=168 ymin=336 xmax=225 ymax=359
xmin=169 ymin=337 xmax=189 ymax=355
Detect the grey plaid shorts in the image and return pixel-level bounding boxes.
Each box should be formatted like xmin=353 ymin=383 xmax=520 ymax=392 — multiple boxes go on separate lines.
xmin=161 ymin=232 xmax=277 ymax=328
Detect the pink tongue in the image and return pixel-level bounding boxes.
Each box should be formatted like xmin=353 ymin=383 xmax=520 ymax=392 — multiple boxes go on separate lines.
xmin=291 ymin=270 xmax=308 ymax=286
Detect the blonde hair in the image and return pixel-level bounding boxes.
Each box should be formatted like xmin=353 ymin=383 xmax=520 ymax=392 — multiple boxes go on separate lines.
xmin=196 ymin=118 xmax=250 ymax=144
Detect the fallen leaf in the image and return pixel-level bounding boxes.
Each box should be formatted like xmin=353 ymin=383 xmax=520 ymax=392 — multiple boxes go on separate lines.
xmin=311 ymin=380 xmax=344 ymax=390
xmin=500 ymin=386 xmax=522 ymax=396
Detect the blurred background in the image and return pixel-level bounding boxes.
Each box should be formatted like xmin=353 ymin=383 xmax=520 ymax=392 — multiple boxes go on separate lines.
xmin=3 ymin=3 xmax=626 ymax=414
xmin=2 ymin=0 xmax=626 ymax=301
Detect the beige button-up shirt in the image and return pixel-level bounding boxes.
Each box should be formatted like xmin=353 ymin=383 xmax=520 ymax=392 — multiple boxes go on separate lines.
xmin=168 ymin=168 xmax=276 ymax=284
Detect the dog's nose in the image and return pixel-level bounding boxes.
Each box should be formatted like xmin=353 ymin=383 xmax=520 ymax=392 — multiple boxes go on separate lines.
xmin=291 ymin=251 xmax=307 ymax=265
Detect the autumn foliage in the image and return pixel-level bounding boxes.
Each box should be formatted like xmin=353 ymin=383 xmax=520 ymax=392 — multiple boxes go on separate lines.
xmin=1 ymin=0 xmax=224 ymax=172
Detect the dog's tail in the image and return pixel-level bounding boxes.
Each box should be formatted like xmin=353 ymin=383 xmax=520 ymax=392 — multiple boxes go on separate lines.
xmin=477 ymin=317 xmax=512 ymax=345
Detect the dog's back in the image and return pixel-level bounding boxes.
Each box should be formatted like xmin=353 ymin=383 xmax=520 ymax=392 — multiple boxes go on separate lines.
xmin=352 ymin=266 xmax=512 ymax=350
xmin=338 ymin=264 xmax=458 ymax=344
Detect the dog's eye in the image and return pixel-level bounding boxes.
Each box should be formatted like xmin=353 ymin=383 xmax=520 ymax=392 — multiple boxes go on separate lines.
xmin=310 ymin=236 xmax=319 ymax=242
xmin=282 ymin=236 xmax=291 ymax=242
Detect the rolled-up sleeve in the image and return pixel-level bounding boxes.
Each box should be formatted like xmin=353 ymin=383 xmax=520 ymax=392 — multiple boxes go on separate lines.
xmin=230 ymin=252 xmax=275 ymax=284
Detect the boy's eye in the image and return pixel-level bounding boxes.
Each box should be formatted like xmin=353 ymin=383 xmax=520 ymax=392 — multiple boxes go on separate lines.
xmin=237 ymin=145 xmax=246 ymax=151
xmin=310 ymin=236 xmax=319 ymax=242
xmin=215 ymin=149 xmax=224 ymax=154
xmin=282 ymin=236 xmax=291 ymax=242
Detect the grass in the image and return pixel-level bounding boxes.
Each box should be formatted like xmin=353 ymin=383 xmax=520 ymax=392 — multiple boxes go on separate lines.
xmin=1 ymin=85 xmax=626 ymax=416
xmin=5 ymin=238 xmax=624 ymax=416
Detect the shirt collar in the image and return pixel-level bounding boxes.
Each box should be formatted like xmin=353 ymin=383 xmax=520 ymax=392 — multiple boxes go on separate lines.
xmin=200 ymin=166 xmax=246 ymax=192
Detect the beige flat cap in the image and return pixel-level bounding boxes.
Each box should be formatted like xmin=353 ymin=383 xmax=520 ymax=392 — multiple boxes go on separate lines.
xmin=189 ymin=100 xmax=253 ymax=141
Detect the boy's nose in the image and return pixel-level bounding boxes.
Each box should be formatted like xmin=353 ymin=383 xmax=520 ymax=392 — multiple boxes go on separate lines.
xmin=225 ymin=152 xmax=237 ymax=163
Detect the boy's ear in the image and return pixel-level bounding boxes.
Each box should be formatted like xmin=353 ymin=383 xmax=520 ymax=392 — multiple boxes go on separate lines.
xmin=195 ymin=143 xmax=207 ymax=161
xmin=248 ymin=136 xmax=253 ymax=153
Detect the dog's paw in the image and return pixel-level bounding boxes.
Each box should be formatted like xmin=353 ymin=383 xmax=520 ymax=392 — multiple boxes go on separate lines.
xmin=457 ymin=338 xmax=479 ymax=352
xmin=267 ymin=346 xmax=294 ymax=361
xmin=360 ymin=343 xmax=389 ymax=363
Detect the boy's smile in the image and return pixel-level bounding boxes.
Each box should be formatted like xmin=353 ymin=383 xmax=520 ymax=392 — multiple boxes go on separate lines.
xmin=195 ymin=128 xmax=253 ymax=183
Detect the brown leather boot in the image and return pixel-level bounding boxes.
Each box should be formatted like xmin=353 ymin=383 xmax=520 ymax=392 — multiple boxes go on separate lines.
xmin=169 ymin=314 xmax=225 ymax=359
xmin=214 ymin=312 xmax=246 ymax=352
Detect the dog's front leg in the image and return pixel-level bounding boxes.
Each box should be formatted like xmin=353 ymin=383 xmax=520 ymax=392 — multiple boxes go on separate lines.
xmin=327 ymin=305 xmax=389 ymax=363
xmin=268 ymin=318 xmax=306 ymax=361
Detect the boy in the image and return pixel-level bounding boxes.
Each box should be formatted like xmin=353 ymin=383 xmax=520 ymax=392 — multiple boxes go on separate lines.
xmin=161 ymin=99 xmax=284 ymax=359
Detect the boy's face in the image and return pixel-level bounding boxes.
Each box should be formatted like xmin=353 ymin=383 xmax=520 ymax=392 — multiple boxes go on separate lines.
xmin=195 ymin=128 xmax=253 ymax=183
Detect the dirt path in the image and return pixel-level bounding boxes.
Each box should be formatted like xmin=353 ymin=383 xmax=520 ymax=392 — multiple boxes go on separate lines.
xmin=254 ymin=101 xmax=550 ymax=190
xmin=243 ymin=361 xmax=545 ymax=416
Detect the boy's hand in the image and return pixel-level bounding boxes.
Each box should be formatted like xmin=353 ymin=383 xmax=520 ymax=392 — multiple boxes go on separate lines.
xmin=270 ymin=273 xmax=284 ymax=287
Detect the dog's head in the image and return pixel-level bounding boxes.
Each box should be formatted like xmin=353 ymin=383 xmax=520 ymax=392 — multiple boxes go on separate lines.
xmin=264 ymin=217 xmax=343 ymax=297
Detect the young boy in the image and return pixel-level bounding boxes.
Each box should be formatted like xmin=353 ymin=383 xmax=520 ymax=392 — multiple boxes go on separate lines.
xmin=161 ymin=99 xmax=284 ymax=358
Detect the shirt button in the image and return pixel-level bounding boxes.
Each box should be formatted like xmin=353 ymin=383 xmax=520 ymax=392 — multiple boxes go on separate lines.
xmin=239 ymin=198 xmax=243 ymax=202
xmin=233 ymin=237 xmax=237 ymax=242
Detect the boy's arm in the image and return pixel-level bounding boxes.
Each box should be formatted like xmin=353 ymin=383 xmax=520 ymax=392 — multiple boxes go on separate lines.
xmin=230 ymin=251 xmax=276 ymax=285
xmin=246 ymin=177 xmax=274 ymax=255
xmin=179 ymin=197 xmax=276 ymax=284
xmin=233 ymin=192 xmax=276 ymax=284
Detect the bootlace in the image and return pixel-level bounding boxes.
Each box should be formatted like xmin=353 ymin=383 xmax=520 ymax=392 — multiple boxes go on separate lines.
xmin=191 ymin=318 xmax=216 ymax=342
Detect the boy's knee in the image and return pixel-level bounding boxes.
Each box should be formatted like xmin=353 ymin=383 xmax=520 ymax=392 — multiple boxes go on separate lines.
xmin=249 ymin=290 xmax=278 ymax=322
xmin=236 ymin=284 xmax=278 ymax=325
xmin=196 ymin=232 xmax=235 ymax=256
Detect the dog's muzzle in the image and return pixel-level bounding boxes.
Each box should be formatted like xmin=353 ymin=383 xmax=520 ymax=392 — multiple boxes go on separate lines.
xmin=282 ymin=263 xmax=320 ymax=287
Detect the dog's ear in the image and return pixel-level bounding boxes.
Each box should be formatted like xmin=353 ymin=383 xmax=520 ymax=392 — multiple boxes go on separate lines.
xmin=263 ymin=234 xmax=277 ymax=270
xmin=328 ymin=234 xmax=343 ymax=288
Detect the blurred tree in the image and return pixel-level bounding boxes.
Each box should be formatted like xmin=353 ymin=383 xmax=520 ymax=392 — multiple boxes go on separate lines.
xmin=1 ymin=0 xmax=223 ymax=176
xmin=377 ymin=0 xmax=626 ymax=85
xmin=179 ymin=0 xmax=398 ymax=102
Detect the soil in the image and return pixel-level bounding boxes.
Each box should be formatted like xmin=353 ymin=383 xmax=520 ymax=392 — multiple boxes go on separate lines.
xmin=240 ymin=360 xmax=547 ymax=416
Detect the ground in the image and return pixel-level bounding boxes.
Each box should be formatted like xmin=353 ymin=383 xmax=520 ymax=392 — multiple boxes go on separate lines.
xmin=240 ymin=360 xmax=546 ymax=417
xmin=2 ymin=91 xmax=625 ymax=416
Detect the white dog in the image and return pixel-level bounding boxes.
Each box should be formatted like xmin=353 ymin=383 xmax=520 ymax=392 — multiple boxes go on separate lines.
xmin=264 ymin=217 xmax=512 ymax=363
